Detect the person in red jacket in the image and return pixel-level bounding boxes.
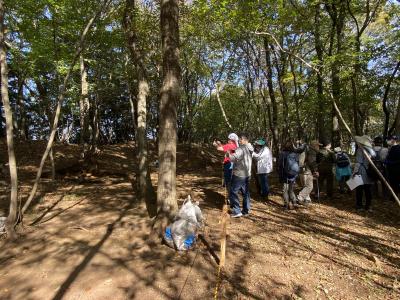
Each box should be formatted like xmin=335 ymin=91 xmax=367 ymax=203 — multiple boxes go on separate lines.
xmin=213 ymin=133 xmax=239 ymax=192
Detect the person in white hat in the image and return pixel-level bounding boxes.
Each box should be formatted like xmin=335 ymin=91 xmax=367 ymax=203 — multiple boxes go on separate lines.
xmin=213 ymin=133 xmax=239 ymax=192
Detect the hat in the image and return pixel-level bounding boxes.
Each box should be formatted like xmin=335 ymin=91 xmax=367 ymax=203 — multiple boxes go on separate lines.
xmin=355 ymin=135 xmax=372 ymax=148
xmin=310 ymin=140 xmax=321 ymax=148
xmin=320 ymin=138 xmax=331 ymax=147
xmin=254 ymin=139 xmax=266 ymax=146
xmin=228 ymin=133 xmax=239 ymax=147
xmin=228 ymin=133 xmax=238 ymax=142
xmin=388 ymin=135 xmax=399 ymax=141
xmin=334 ymin=147 xmax=342 ymax=153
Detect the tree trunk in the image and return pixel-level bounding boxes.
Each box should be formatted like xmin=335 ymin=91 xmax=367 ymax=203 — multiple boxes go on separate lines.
xmin=263 ymin=37 xmax=279 ymax=154
xmin=0 ymin=0 xmax=18 ymax=238
xmin=91 ymin=91 xmax=100 ymax=153
xmin=383 ymin=61 xmax=400 ymax=139
xmin=123 ymin=0 xmax=157 ymax=216
xmin=314 ymin=3 xmax=325 ymax=140
xmin=326 ymin=0 xmax=346 ymax=147
xmin=80 ymin=54 xmax=90 ymax=157
xmin=16 ymin=75 xmax=27 ymax=139
xmin=394 ymin=97 xmax=400 ymax=136
xmin=21 ymin=0 xmax=109 ymax=215
xmin=153 ymin=0 xmax=180 ymax=238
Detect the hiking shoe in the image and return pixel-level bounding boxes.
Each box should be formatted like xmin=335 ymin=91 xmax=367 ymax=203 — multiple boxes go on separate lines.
xmin=231 ymin=212 xmax=242 ymax=218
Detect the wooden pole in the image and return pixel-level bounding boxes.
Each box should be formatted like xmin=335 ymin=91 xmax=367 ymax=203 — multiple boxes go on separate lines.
xmin=215 ymin=83 xmax=233 ymax=130
xmin=219 ymin=203 xmax=228 ymax=269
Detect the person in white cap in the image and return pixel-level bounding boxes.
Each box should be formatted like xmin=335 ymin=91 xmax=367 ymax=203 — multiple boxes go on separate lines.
xmin=213 ymin=133 xmax=239 ymax=192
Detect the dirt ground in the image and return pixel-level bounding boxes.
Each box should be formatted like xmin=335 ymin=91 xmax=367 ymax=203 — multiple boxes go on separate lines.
xmin=0 ymin=142 xmax=399 ymax=300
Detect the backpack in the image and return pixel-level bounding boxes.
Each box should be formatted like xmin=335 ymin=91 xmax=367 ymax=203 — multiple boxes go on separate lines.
xmin=336 ymin=152 xmax=350 ymax=168
xmin=298 ymin=146 xmax=308 ymax=168
xmin=284 ymin=152 xmax=300 ymax=177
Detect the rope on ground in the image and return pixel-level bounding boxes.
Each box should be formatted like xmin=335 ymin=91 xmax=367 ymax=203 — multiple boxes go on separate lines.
xmin=177 ymin=246 xmax=200 ymax=300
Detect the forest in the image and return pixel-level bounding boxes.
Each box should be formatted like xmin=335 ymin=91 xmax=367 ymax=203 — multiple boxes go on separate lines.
xmin=0 ymin=0 xmax=399 ymax=299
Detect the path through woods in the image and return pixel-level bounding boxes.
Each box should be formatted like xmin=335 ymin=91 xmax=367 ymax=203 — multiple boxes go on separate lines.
xmin=0 ymin=142 xmax=399 ymax=300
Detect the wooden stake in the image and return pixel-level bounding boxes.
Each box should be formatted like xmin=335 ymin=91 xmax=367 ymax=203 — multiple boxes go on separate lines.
xmin=219 ymin=203 xmax=228 ymax=269
xmin=215 ymin=83 xmax=233 ymax=130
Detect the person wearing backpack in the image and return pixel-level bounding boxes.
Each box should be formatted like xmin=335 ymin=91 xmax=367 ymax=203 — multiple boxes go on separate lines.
xmin=278 ymin=141 xmax=304 ymax=209
xmin=386 ymin=135 xmax=400 ymax=199
xmin=252 ymin=139 xmax=273 ymax=201
xmin=228 ymin=134 xmax=254 ymax=217
xmin=334 ymin=147 xmax=352 ymax=193
xmin=297 ymin=140 xmax=320 ymax=205
xmin=353 ymin=136 xmax=376 ymax=212
xmin=372 ymin=136 xmax=389 ymax=198
xmin=317 ymin=139 xmax=336 ymax=199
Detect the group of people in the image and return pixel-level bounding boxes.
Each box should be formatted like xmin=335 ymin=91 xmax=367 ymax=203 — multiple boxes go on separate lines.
xmin=213 ymin=132 xmax=400 ymax=217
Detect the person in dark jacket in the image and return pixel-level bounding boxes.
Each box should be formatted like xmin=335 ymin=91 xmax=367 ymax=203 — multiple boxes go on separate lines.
xmin=353 ymin=136 xmax=376 ymax=212
xmin=317 ymin=139 xmax=336 ymax=199
xmin=386 ymin=135 xmax=400 ymax=198
xmin=278 ymin=141 xmax=305 ymax=209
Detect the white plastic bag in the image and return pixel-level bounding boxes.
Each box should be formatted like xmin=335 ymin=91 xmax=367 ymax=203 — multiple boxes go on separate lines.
xmin=177 ymin=196 xmax=198 ymax=224
xmin=171 ymin=219 xmax=197 ymax=250
xmin=167 ymin=195 xmax=204 ymax=251
xmin=346 ymin=175 xmax=363 ymax=190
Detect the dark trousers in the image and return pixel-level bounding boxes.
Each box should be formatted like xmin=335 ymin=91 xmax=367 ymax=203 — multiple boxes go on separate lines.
xmin=339 ymin=175 xmax=350 ymax=193
xmin=319 ymin=169 xmax=334 ymax=197
xmin=229 ymin=175 xmax=250 ymax=215
xmin=356 ymin=184 xmax=372 ymax=210
xmin=387 ymin=167 xmax=400 ymax=197
xmin=223 ymin=162 xmax=233 ymax=191
xmin=258 ymin=173 xmax=269 ymax=197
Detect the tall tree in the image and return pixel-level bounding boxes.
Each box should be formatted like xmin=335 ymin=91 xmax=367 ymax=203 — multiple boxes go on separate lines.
xmin=153 ymin=0 xmax=180 ymax=236
xmin=79 ymin=54 xmax=90 ymax=156
xmin=0 ymin=0 xmax=18 ymax=238
xmin=123 ymin=0 xmax=157 ymax=216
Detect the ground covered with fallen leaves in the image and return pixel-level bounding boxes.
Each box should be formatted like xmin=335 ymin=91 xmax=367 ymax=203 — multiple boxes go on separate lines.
xmin=0 ymin=141 xmax=399 ymax=299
